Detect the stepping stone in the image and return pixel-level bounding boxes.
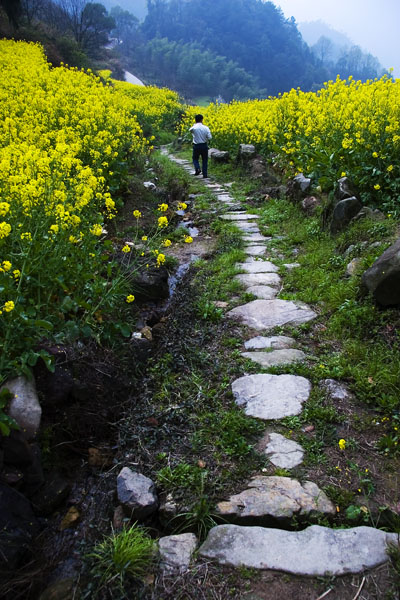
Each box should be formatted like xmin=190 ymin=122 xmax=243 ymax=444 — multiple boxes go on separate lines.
xmin=199 ymin=524 xmax=398 ymax=575
xmin=235 ymin=273 xmax=281 ymax=288
xmin=244 ymin=335 xmax=295 ymax=350
xmin=284 ymin=263 xmax=300 ymax=270
xmin=245 ymin=285 xmax=278 ymax=299
xmin=243 ymin=233 xmax=270 ymax=243
xmin=263 ymin=432 xmax=304 ymax=468
xmin=215 ymin=476 xmax=334 ymax=524
xmin=241 ymin=349 xmax=306 ymax=368
xmin=237 ymin=261 xmax=278 ymax=273
xmin=234 ymin=222 xmax=260 ymax=232
xmin=217 ymin=194 xmax=234 ymax=201
xmin=227 ymin=299 xmax=316 ymax=330
xmin=220 ymin=213 xmax=259 ymax=221
xmin=232 ymin=373 xmax=311 ymax=420
xmin=244 ymin=245 xmax=267 ymax=256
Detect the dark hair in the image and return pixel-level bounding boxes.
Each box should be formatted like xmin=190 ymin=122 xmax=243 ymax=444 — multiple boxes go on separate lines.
xmin=195 ymin=114 xmax=203 ymax=122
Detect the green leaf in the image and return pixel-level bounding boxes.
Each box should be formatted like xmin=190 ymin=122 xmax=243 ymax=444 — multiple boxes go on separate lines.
xmin=39 ymin=350 xmax=55 ymax=373
xmin=34 ymin=319 xmax=54 ymax=331
xmin=117 ymin=323 xmax=131 ymax=338
xmin=0 ymin=421 xmax=10 ymax=436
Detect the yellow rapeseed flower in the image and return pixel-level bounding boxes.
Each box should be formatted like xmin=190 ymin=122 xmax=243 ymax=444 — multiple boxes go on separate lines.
xmin=90 ymin=224 xmax=103 ymax=236
xmin=157 ymin=253 xmax=166 ymax=266
xmin=158 ymin=216 xmax=168 ymax=228
xmin=122 ymin=245 xmax=131 ymax=253
xmin=3 ymin=301 xmax=15 ymax=312
xmin=163 ymin=239 xmax=172 ymax=247
xmin=2 ymin=261 xmax=11 ymax=271
xmin=374 ymin=184 xmax=381 ymax=190
xmin=184 ymin=235 xmax=193 ymax=243
xmin=133 ymin=210 xmax=142 ymax=219
xmin=338 ymin=439 xmax=346 ymax=450
xmin=142 ymin=235 xmax=148 ymax=241
xmin=126 ymin=294 xmax=135 ymax=303
xmin=158 ymin=203 xmax=168 ymax=212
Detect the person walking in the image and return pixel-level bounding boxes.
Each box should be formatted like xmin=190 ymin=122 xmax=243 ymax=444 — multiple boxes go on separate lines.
xmin=189 ymin=114 xmax=212 ymax=178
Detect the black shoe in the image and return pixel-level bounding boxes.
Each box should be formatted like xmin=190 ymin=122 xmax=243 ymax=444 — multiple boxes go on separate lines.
xmin=194 ymin=169 xmax=201 ymax=176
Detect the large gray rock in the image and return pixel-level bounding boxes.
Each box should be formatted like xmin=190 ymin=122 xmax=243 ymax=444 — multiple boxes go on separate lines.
xmin=238 ymin=144 xmax=256 ymax=161
xmin=158 ymin=533 xmax=198 ymax=573
xmin=237 ymin=261 xmax=278 ymax=273
xmin=209 ymin=148 xmax=230 ymax=162
xmin=264 ymin=433 xmax=304 ymax=468
xmin=241 ymin=349 xmax=306 ymax=368
xmin=361 ymin=237 xmax=400 ymax=305
xmin=235 ymin=273 xmax=281 ymax=289
xmin=199 ymin=524 xmax=398 ymax=575
xmin=287 ymin=174 xmax=311 ymax=201
xmin=330 ymin=197 xmax=363 ymax=233
xmin=335 ymin=176 xmax=359 ymax=201
xmin=117 ymin=467 xmax=158 ymax=520
xmin=244 ymin=336 xmax=295 ymax=350
xmin=216 ymin=476 xmax=334 ymax=524
xmin=232 ymin=373 xmax=311 ymax=420
xmin=3 ymin=376 xmax=42 ymax=440
xmin=227 ymin=299 xmax=316 ymax=330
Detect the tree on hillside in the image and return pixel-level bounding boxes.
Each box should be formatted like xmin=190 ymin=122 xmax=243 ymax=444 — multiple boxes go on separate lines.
xmin=57 ymin=0 xmax=115 ymax=54
xmin=0 ymin=0 xmax=22 ymax=28
xmin=312 ymin=36 xmax=334 ymax=65
xmin=110 ymin=5 xmax=139 ymax=50
xmin=141 ymin=0 xmax=322 ymax=95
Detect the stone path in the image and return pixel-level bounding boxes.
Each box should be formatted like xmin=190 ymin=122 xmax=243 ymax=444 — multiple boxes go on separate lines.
xmin=160 ymin=147 xmax=397 ymax=577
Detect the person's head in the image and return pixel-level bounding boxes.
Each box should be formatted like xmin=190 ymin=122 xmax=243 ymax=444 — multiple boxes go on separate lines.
xmin=195 ymin=114 xmax=203 ymax=123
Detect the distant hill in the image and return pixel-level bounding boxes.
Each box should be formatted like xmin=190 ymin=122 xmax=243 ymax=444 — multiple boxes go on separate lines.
xmin=298 ymin=20 xmax=352 ymax=49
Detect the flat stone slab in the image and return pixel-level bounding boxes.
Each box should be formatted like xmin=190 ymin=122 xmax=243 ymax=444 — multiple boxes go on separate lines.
xmin=237 ymin=261 xmax=278 ymax=273
xmin=227 ymin=299 xmax=316 ymax=330
xmin=199 ymin=524 xmax=398 ymax=575
xmin=220 ymin=213 xmax=259 ymax=221
xmin=245 ymin=285 xmax=278 ymax=299
xmin=241 ymin=349 xmax=306 ymax=368
xmin=245 ymin=245 xmax=267 ymax=256
xmin=235 ymin=273 xmax=281 ymax=288
xmin=264 ymin=433 xmax=304 ymax=468
xmin=216 ymin=476 xmax=334 ymax=524
xmin=244 ymin=336 xmax=295 ymax=350
xmin=232 ymin=373 xmax=311 ymax=419
xmin=234 ymin=222 xmax=260 ymax=232
xmin=158 ymin=533 xmax=198 ymax=573
xmin=243 ymin=233 xmax=271 ymax=243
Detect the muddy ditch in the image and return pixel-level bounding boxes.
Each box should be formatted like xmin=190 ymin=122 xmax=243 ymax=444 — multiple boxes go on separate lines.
xmin=0 ymin=177 xmax=215 ymax=599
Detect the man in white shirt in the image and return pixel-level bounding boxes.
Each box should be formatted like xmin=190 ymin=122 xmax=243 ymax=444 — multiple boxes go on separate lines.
xmin=189 ymin=114 xmax=212 ymax=178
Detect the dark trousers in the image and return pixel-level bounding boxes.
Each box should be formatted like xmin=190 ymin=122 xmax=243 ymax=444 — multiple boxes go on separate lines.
xmin=192 ymin=143 xmax=208 ymax=177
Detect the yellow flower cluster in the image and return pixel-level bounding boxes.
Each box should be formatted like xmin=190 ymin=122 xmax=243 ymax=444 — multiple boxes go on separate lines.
xmin=106 ymin=74 xmax=183 ymax=136
xmin=181 ymin=75 xmax=400 ymax=196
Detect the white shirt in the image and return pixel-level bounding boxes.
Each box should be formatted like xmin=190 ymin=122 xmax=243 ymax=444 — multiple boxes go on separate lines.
xmin=189 ymin=123 xmax=212 ymax=144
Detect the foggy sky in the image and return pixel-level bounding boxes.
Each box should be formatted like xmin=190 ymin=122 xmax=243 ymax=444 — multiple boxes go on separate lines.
xmin=275 ymin=0 xmax=400 ymax=78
